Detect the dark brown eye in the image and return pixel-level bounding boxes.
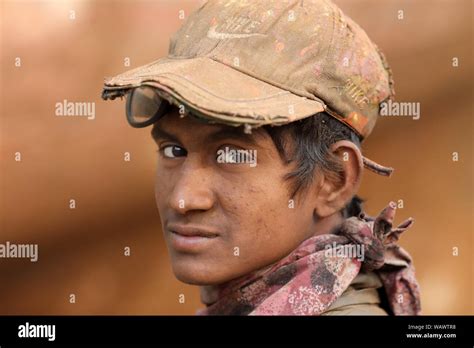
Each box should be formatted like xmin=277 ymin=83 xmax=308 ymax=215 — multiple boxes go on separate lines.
xmin=162 ymin=145 xmax=187 ymax=158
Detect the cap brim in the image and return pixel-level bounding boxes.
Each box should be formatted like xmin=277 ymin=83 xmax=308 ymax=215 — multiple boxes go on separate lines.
xmin=102 ymin=56 xmax=325 ymax=127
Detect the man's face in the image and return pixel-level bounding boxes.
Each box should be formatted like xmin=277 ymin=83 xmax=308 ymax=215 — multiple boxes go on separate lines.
xmin=153 ymin=109 xmax=318 ymax=285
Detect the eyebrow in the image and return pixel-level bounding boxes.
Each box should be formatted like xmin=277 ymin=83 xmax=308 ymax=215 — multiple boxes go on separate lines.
xmin=151 ymin=126 xmax=181 ymax=144
xmin=151 ymin=124 xmax=266 ymax=146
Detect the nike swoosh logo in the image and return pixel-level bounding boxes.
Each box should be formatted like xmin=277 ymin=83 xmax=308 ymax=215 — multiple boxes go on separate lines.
xmin=207 ymin=25 xmax=266 ymax=40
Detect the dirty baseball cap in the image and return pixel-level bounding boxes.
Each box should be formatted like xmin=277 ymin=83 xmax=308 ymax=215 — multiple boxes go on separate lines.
xmin=102 ymin=0 xmax=395 ymax=176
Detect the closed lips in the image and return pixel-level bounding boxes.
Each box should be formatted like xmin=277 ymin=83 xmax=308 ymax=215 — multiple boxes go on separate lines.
xmin=167 ymin=224 xmax=219 ymax=238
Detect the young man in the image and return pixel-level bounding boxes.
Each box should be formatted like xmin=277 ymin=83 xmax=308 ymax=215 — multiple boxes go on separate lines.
xmin=102 ymin=0 xmax=421 ymax=315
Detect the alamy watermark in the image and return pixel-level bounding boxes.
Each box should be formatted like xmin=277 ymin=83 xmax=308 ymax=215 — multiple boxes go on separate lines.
xmin=216 ymin=146 xmax=257 ymax=167
xmin=324 ymin=242 xmax=364 ymax=262
xmin=0 ymin=241 xmax=38 ymax=262
xmin=55 ymin=99 xmax=95 ymax=120
xmin=18 ymin=322 xmax=55 ymax=341
xmin=380 ymin=100 xmax=420 ymax=120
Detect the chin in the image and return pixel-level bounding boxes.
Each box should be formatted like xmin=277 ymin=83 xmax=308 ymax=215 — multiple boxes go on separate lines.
xmin=173 ymin=271 xmax=211 ymax=286
xmin=170 ymin=256 xmax=227 ymax=286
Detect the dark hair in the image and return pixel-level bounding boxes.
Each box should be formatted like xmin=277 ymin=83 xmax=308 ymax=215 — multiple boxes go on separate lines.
xmin=263 ymin=112 xmax=364 ymax=218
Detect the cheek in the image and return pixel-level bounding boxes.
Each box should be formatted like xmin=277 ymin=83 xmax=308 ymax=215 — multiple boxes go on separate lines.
xmin=225 ymin=180 xmax=304 ymax=264
xmin=154 ymin=170 xmax=173 ymax=211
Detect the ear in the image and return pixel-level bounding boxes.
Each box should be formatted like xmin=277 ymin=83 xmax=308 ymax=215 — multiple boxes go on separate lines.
xmin=314 ymin=140 xmax=363 ymax=218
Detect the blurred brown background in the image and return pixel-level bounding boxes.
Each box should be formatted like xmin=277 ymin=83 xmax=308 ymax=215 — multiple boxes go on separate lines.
xmin=0 ymin=0 xmax=472 ymax=315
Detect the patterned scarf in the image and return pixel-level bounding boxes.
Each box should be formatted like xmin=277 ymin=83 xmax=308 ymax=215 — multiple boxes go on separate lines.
xmin=198 ymin=202 xmax=421 ymax=315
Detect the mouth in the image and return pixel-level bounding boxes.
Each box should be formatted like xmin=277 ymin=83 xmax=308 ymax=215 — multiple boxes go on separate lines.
xmin=166 ymin=223 xmax=220 ymax=252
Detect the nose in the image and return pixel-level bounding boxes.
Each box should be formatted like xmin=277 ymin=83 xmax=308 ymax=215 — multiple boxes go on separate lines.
xmin=168 ymin=157 xmax=215 ymax=215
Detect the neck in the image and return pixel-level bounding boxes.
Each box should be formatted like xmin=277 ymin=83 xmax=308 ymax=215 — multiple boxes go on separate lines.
xmin=312 ymin=212 xmax=344 ymax=236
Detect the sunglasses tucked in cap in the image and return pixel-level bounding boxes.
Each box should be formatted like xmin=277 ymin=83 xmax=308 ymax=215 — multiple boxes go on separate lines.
xmin=102 ymin=0 xmax=395 ymax=176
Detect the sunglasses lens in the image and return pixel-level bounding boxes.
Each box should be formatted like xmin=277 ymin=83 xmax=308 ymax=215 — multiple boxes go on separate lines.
xmin=126 ymin=86 xmax=166 ymax=127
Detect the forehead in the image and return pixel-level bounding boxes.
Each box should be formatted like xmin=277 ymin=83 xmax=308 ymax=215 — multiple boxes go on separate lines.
xmin=152 ymin=108 xmax=269 ymax=145
xmin=156 ymin=107 xmax=225 ymax=131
